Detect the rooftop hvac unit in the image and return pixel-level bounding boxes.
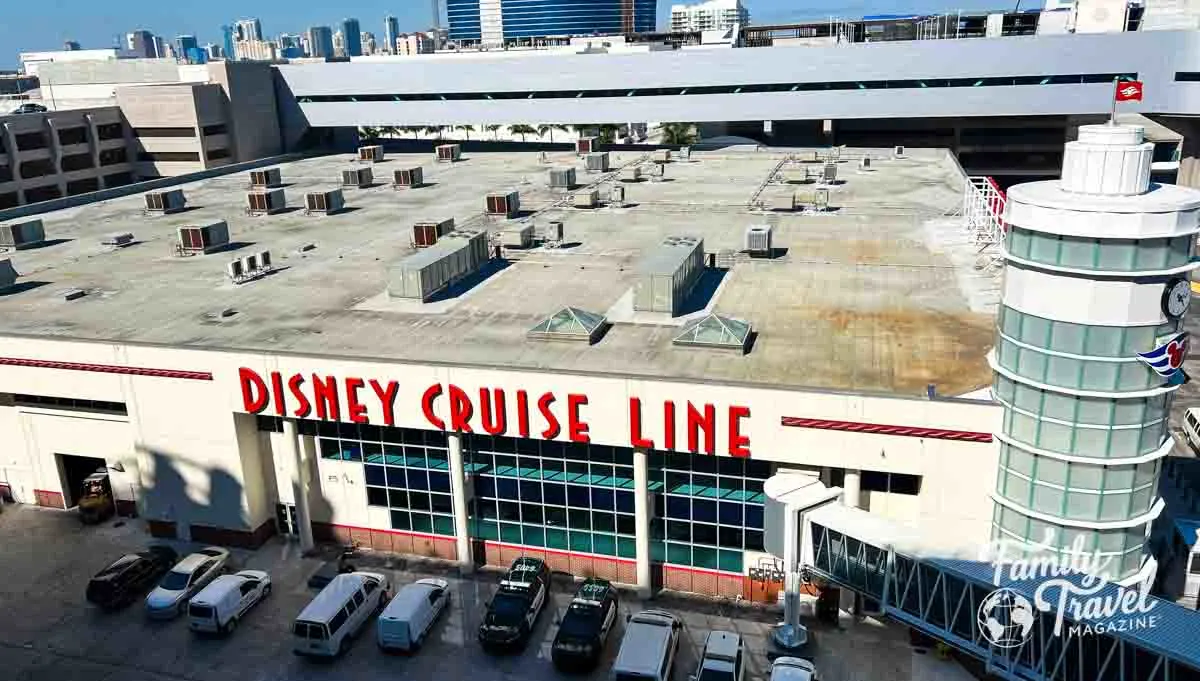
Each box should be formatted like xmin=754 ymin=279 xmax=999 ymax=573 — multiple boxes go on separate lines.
xmin=246 ymin=188 xmax=286 ymax=215
xmin=393 ymin=166 xmax=424 ymax=189
xmin=342 ymin=167 xmax=373 ymax=188
xmin=633 ymin=235 xmax=705 ymax=316
xmin=0 ymin=219 xmax=45 ymax=250
xmin=436 ymin=144 xmax=461 ymax=163
xmin=0 ymin=258 xmax=16 ymax=290
xmin=679 ymin=146 xmax=691 ymax=161
xmin=227 ymin=259 xmax=244 ymax=281
xmin=413 ymin=218 xmax=455 ymax=248
xmin=499 ymin=224 xmax=534 ymax=248
xmin=609 ymin=184 xmax=625 ymax=205
xmin=573 ymin=189 xmax=599 ymax=209
xmin=823 ymin=163 xmax=838 ymax=183
xmin=177 ymin=221 xmax=230 ymax=255
xmin=859 ymin=157 xmax=871 ymax=171
xmin=305 ymin=189 xmax=345 ymax=215
xmin=770 ymin=193 xmax=796 ymax=212
xmin=358 ymin=145 xmax=385 ymax=163
xmin=548 ymin=167 xmax=576 ymax=189
xmin=388 ymin=229 xmax=490 ymax=301
xmin=745 ymin=225 xmax=773 ymax=256
xmin=249 ymin=168 xmax=282 ymax=188
xmin=144 ymin=189 xmax=186 ymax=214
xmin=101 ymin=232 xmax=135 ymax=247
xmin=576 ymin=136 xmax=599 ymax=155
xmin=485 ymin=190 xmax=520 ymax=218
xmin=894 ymin=145 xmax=905 ymax=158
xmin=620 ymin=166 xmax=642 ymax=182
xmin=586 ymin=152 xmax=610 ymax=172
xmin=652 ymin=149 xmax=671 ymax=164
xmin=799 ymin=188 xmax=831 ymax=211
xmin=547 ymin=220 xmax=565 ymax=243
xmin=785 ymin=169 xmax=813 ymax=184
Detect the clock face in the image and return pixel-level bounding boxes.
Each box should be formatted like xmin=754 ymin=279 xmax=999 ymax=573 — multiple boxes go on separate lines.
xmin=1165 ymin=279 xmax=1191 ymax=319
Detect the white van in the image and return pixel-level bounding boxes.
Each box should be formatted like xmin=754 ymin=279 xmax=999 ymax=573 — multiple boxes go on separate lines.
xmin=187 ymin=570 xmax=271 ymax=635
xmin=613 ymin=610 xmax=682 ymax=681
xmin=377 ymin=578 xmax=450 ymax=652
xmin=293 ymin=571 xmax=389 ymax=658
xmin=1183 ymin=408 xmax=1200 ymax=452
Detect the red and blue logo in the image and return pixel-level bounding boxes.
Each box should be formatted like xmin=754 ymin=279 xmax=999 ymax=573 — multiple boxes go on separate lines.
xmin=1137 ymin=332 xmax=1190 ymax=386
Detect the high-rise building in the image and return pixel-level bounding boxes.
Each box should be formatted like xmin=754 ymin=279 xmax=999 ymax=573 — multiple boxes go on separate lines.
xmin=991 ymin=123 xmax=1200 ymax=581
xmin=235 ymin=18 xmax=264 ymax=42
xmin=152 ymin=35 xmax=168 ymax=58
xmin=384 ymin=15 xmax=400 ymax=54
xmin=126 ymin=30 xmax=156 ymax=58
xmin=396 ymin=32 xmax=436 ymax=55
xmin=175 ymin=35 xmax=199 ymax=62
xmin=221 ymin=25 xmax=237 ymax=60
xmin=278 ymin=34 xmax=300 ymax=50
xmin=306 ymin=26 xmax=335 ymax=58
xmin=204 ymin=43 xmax=225 ymax=60
xmin=237 ymin=39 xmax=278 ymax=61
xmin=361 ymin=32 xmax=377 ymax=55
xmin=431 ymin=0 xmax=442 ymax=28
xmin=670 ymin=0 xmax=748 ymax=32
xmin=333 ymin=30 xmax=346 ymax=57
xmin=342 ymin=18 xmax=363 ymax=56
xmin=446 ymin=0 xmax=655 ymax=43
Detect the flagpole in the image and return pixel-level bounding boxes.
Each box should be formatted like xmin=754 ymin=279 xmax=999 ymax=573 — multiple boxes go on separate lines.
xmin=1110 ymin=78 xmax=1119 ymax=125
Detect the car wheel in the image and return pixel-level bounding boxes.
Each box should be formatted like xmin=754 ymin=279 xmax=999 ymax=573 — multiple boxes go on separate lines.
xmin=338 ymin=637 xmax=351 ymax=657
xmin=225 ymin=618 xmax=238 ymax=635
xmin=263 ymin=584 xmax=272 ymax=598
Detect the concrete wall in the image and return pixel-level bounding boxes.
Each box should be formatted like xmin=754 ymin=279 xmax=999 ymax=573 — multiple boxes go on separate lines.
xmin=207 ymin=62 xmax=282 ymax=163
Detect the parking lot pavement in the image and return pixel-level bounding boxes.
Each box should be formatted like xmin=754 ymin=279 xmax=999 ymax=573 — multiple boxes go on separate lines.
xmin=0 ymin=505 xmax=932 ymax=681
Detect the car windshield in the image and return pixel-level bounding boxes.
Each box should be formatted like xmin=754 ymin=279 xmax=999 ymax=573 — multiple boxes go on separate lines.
xmin=487 ymin=592 xmax=530 ymax=625
xmin=557 ymin=603 xmax=602 ymax=639
xmin=160 ymin=570 xmax=191 ymax=591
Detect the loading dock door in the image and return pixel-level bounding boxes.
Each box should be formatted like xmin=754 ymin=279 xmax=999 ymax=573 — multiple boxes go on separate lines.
xmin=58 ymin=454 xmax=107 ymax=508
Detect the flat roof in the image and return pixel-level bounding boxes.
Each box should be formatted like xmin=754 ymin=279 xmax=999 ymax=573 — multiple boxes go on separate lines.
xmin=0 ymin=146 xmax=997 ymax=396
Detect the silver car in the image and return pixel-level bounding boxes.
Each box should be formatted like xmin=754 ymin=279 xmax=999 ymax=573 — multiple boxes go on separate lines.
xmin=145 ymin=547 xmax=230 ymax=619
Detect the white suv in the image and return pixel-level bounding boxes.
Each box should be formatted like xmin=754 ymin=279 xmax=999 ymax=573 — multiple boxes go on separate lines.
xmin=690 ymin=631 xmax=746 ymax=681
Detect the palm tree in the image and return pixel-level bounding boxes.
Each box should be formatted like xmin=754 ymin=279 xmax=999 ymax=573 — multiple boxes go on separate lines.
xmin=422 ymin=125 xmax=444 ymax=140
xmin=660 ymin=122 xmax=698 ymax=145
xmin=510 ymin=124 xmax=537 ymax=142
xmin=456 ymin=125 xmax=475 ymax=140
xmin=378 ymin=126 xmax=400 ymax=138
xmin=357 ymin=126 xmax=381 ymax=141
xmin=485 ymin=124 xmax=502 ymax=140
xmin=597 ymin=124 xmax=621 ymax=144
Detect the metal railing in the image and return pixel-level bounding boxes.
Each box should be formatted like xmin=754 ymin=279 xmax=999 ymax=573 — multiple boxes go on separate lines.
xmin=963 ymin=175 xmax=1007 ymax=248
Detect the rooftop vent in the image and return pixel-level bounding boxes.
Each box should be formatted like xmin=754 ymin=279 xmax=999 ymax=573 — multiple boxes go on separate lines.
xmin=634 ymin=235 xmax=705 ymax=316
xmin=744 ymin=225 xmax=772 ymax=257
xmin=144 ymin=189 xmax=186 ymax=215
xmin=227 ymin=250 xmax=274 ymax=284
xmin=544 ymin=220 xmax=565 ymax=246
xmin=358 ymin=145 xmax=385 ymax=163
xmin=304 ymin=189 xmax=345 ymax=215
xmin=823 ymin=162 xmax=837 ymax=184
xmin=436 ymin=144 xmax=461 ymax=163
xmin=609 ymin=184 xmax=626 ymax=206
xmin=586 ymin=152 xmax=610 ymax=173
xmin=576 ymin=137 xmax=600 ymax=155
xmin=342 ymin=167 xmax=373 ymax=188
xmin=246 ymin=188 xmax=286 ymax=216
xmin=0 ymin=219 xmax=45 ymax=250
xmin=0 ymin=258 xmax=16 ymax=290
xmin=388 ymin=229 xmax=490 ymax=301
xmin=101 ymin=232 xmax=135 ymax=248
xmin=485 ymin=190 xmax=521 ymax=218
xmin=549 ymin=167 xmax=576 ymax=189
xmin=679 ymin=146 xmax=691 ymax=161
xmin=249 ymin=168 xmax=282 ymax=189
xmin=573 ymin=189 xmax=599 ymax=209
xmin=393 ymin=167 xmax=425 ymax=189
xmin=527 ymin=307 xmax=608 ymax=344
xmin=412 ymin=218 xmax=455 ymax=248
xmin=673 ymin=313 xmax=751 ymax=352
xmin=176 ymin=221 xmax=230 ymax=255
xmin=859 ymin=157 xmax=872 ymax=171
xmin=894 ymin=145 xmax=905 ymax=158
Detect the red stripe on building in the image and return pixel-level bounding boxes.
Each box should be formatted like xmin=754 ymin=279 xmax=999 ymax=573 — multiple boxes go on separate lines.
xmin=329 ymin=523 xmax=456 ymax=543
xmin=780 ymin=417 xmax=993 ymax=443
xmin=0 ymin=357 xmax=213 ymax=381
xmin=484 ymin=540 xmax=638 ymax=564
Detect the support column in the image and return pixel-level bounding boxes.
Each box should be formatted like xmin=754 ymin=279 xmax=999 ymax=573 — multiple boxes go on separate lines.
xmin=284 ymin=418 xmax=314 ymax=553
xmin=842 ymin=469 xmax=861 ymax=509
xmin=633 ymin=448 xmax=652 ymax=597
xmin=447 ymin=433 xmax=473 ymax=573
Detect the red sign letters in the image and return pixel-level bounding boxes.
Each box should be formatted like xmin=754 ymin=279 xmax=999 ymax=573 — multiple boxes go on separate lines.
xmin=238 ymin=368 xmax=751 ymax=457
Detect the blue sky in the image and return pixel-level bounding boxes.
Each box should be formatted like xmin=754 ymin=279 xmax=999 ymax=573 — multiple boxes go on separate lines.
xmin=5 ymin=0 xmax=1014 ymax=69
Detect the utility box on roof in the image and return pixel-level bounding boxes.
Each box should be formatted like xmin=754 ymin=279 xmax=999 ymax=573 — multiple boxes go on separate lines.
xmin=393 ymin=167 xmax=424 ymax=188
xmin=304 ymin=188 xmax=345 ymax=214
xmin=342 ymin=167 xmax=373 ymax=188
xmin=823 ymin=162 xmax=837 ymax=183
xmin=0 ymin=258 xmax=16 ymax=290
xmin=486 ymin=190 xmax=520 ymax=218
xmin=586 ymin=152 xmax=610 ymax=172
xmin=177 ymin=221 xmax=230 ymax=255
xmin=500 ymin=224 xmax=534 ymax=248
xmin=358 ymin=145 xmax=385 ymax=163
xmin=652 ymin=149 xmax=671 ymax=164
xmin=436 ymin=144 xmax=461 ymax=163
xmin=249 ymin=168 xmax=282 ymax=188
xmin=577 ymin=137 xmax=599 ymax=154
xmin=388 ymin=229 xmax=489 ymax=301
xmin=745 ymin=225 xmax=772 ymax=256
xmin=246 ymin=189 xmax=286 ymax=215
xmin=634 ymin=235 xmax=705 ymax=316
xmin=770 ymin=193 xmax=796 ymax=212
xmin=144 ymin=189 xmax=186 ymax=214
xmin=0 ymin=219 xmax=45 ymax=250
xmin=548 ymin=167 xmax=576 ymax=189
xmin=620 ymin=166 xmax=642 ymax=182
xmin=573 ymin=189 xmax=599 ymax=209
xmin=413 ymin=218 xmax=455 ymax=247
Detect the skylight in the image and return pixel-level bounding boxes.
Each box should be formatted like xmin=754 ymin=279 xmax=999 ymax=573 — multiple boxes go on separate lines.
xmin=673 ymin=314 xmax=751 ymax=352
xmin=527 ymin=307 xmax=608 ymax=344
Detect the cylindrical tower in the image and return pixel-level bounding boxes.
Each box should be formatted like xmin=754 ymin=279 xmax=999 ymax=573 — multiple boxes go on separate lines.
xmin=990 ymin=124 xmax=1200 ymax=581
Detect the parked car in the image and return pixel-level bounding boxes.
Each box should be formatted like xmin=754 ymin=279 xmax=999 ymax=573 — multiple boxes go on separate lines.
xmin=690 ymin=631 xmax=746 ymax=681
xmin=770 ymin=657 xmax=819 ymax=681
xmin=613 ymin=610 xmax=682 ymax=681
xmin=86 ymin=546 xmax=178 ymax=610
xmin=187 ymin=570 xmax=271 ymax=635
xmin=478 ymin=557 xmax=550 ymax=651
xmin=145 ymin=547 xmax=230 ymax=619
xmin=13 ymin=103 xmax=47 ymax=114
xmin=551 ymin=578 xmax=618 ymax=670
xmin=293 ymin=571 xmax=390 ymax=657
xmin=377 ymin=578 xmax=450 ymax=652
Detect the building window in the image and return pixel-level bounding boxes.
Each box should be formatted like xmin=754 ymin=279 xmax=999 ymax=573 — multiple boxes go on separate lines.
xmin=996 ymin=443 xmax=1157 ymax=522
xmin=10 ymin=393 xmax=127 ymax=415
xmin=22 ymin=184 xmax=62 ymax=203
xmin=1006 ymin=227 xmax=1194 ymax=273
xmin=861 ymin=471 xmax=921 ymax=495
xmin=57 ymin=127 xmax=88 ymax=146
xmin=99 ymin=148 xmax=127 ymax=166
xmin=137 ymin=152 xmax=201 ymax=163
xmin=102 ymin=171 xmax=133 ymax=187
xmin=201 ymin=124 xmax=227 ymax=136
xmin=997 ymin=305 xmax=1179 ymax=359
xmin=96 ymin=123 xmax=125 ymax=141
xmin=19 ymin=158 xmax=55 ymax=178
xmin=60 ymin=153 xmax=93 ymax=172
xmin=206 ymin=148 xmax=231 ymax=161
xmin=0 ymin=192 xmax=17 ymax=209
xmin=15 ymin=131 xmax=48 ymax=151
xmin=133 ymin=127 xmax=196 ymax=138
xmin=66 ymin=177 xmax=100 ymax=196
xmin=991 ymin=505 xmax=1145 ymax=579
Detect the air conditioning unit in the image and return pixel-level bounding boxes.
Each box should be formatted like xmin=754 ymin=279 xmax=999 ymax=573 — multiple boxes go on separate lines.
xmin=500 ymin=224 xmax=534 ymax=248
xmin=652 ymin=149 xmax=671 ymax=164
xmin=823 ymin=162 xmax=838 ymax=183
xmin=177 ymin=221 xmax=230 ymax=255
xmin=586 ymin=152 xmax=610 ymax=172
xmin=0 ymin=219 xmax=46 ymax=250
xmin=393 ymin=166 xmax=424 ymax=189
xmin=547 ymin=220 xmax=565 ymax=243
xmin=894 ymin=145 xmax=905 ymax=158
xmin=305 ymin=189 xmax=345 ymax=215
xmin=358 ymin=145 xmax=385 ymax=163
xmin=485 ymin=190 xmax=520 ymax=218
xmin=610 ymin=184 xmax=625 ymax=205
xmin=573 ymin=189 xmax=599 ymax=209
xmin=549 ymin=167 xmax=576 ymax=189
xmin=341 ymin=167 xmax=373 ymax=188
xmin=436 ymin=144 xmax=461 ymax=163
xmin=144 ymin=189 xmax=186 ymax=214
xmin=227 ymin=259 xmax=245 ymax=281
xmin=576 ymin=136 xmax=599 ymax=155
xmin=620 ymin=166 xmax=642 ymax=182
xmin=101 ymin=232 xmax=135 ymax=247
xmin=770 ymin=193 xmax=796 ymax=212
xmin=246 ymin=188 xmax=286 ymax=215
xmin=859 ymin=157 xmax=872 ymax=171
xmin=240 ymin=253 xmax=258 ymax=274
xmin=0 ymin=258 xmax=17 ymax=290
xmin=745 ymin=225 xmax=772 ymax=256
xmin=413 ymin=218 xmax=455 ymax=247
xmin=679 ymin=146 xmax=691 ymax=161
xmin=249 ymin=168 xmax=282 ymax=188
xmin=258 ymin=250 xmax=272 ymax=269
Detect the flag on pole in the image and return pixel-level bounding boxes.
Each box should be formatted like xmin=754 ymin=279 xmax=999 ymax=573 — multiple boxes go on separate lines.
xmin=1136 ymin=331 xmax=1190 ymax=385
xmin=1115 ymin=81 xmax=1144 ymax=102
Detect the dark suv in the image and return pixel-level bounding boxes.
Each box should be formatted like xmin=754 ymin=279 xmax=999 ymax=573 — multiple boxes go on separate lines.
xmin=86 ymin=546 xmax=178 ymax=610
xmin=478 ymin=557 xmax=550 ymax=651
xmin=552 ymin=579 xmax=619 ymax=670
